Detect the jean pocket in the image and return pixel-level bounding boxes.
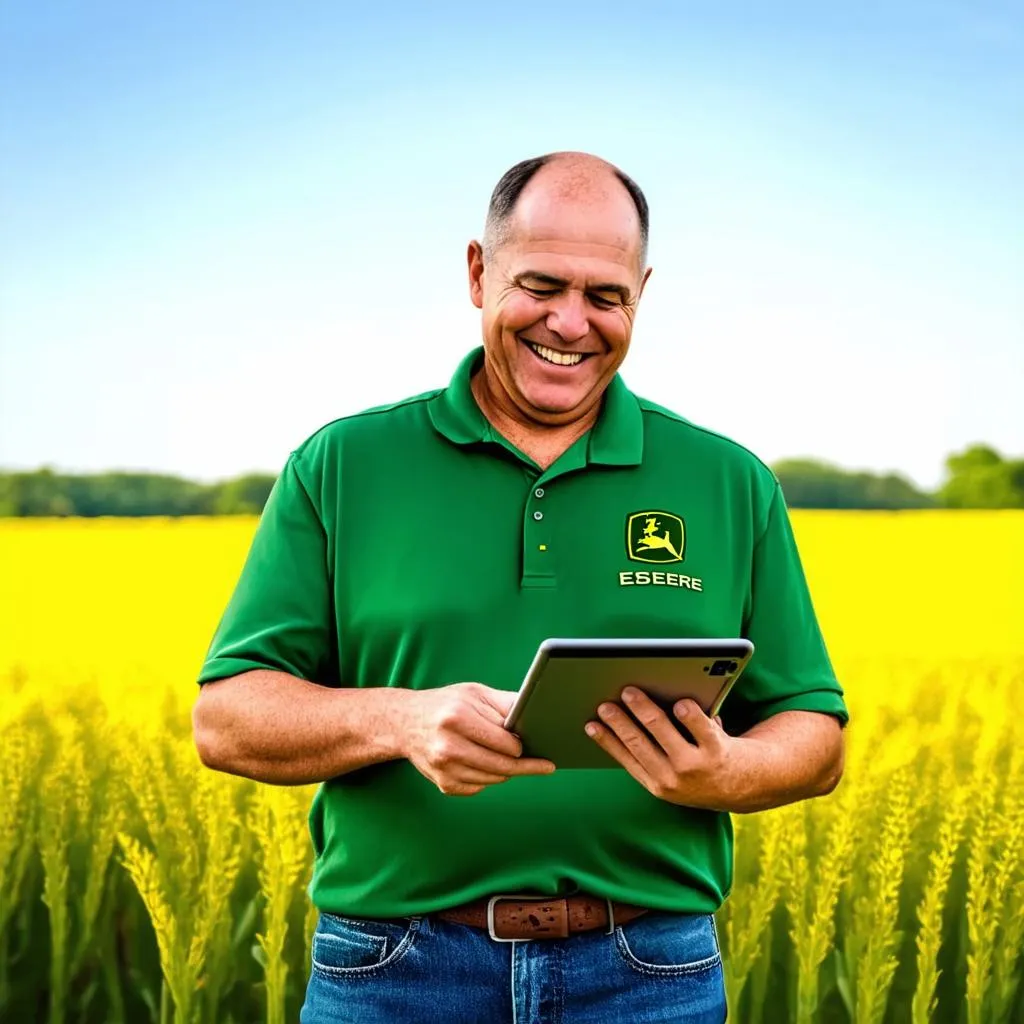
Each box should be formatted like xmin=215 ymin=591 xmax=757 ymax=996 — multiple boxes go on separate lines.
xmin=310 ymin=912 xmax=421 ymax=978
xmin=614 ymin=911 xmax=722 ymax=976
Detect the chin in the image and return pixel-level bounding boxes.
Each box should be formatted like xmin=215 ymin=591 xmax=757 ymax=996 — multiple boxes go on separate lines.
xmin=520 ymin=386 xmax=591 ymax=419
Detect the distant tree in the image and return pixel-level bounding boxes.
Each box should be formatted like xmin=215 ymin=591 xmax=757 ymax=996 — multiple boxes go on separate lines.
xmin=210 ymin=473 xmax=276 ymax=514
xmin=0 ymin=467 xmax=270 ymax=516
xmin=772 ymin=458 xmax=935 ymax=509
xmin=939 ymin=445 xmax=1024 ymax=508
xmin=0 ymin=475 xmax=13 ymax=516
xmin=64 ymin=472 xmax=209 ymax=516
xmin=2 ymin=468 xmax=75 ymax=515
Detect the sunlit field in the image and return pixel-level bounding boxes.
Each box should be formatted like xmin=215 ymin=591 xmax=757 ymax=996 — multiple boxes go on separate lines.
xmin=2 ymin=512 xmax=1023 ymax=1023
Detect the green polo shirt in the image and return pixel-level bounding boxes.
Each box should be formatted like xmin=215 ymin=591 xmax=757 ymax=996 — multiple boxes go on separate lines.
xmin=198 ymin=346 xmax=848 ymax=917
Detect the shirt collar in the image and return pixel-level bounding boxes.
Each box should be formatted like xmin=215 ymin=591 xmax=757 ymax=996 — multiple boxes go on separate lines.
xmin=428 ymin=347 xmax=643 ymax=467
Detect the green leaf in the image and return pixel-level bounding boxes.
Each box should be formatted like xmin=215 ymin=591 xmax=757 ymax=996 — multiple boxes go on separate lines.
xmin=231 ymin=897 xmax=260 ymax=953
xmin=127 ymin=967 xmax=159 ymax=1024
xmin=250 ymin=943 xmax=268 ymax=969
xmin=834 ymin=947 xmax=854 ymax=1019
xmin=819 ymin=946 xmax=838 ymax=1001
xmin=76 ymin=975 xmax=100 ymax=1017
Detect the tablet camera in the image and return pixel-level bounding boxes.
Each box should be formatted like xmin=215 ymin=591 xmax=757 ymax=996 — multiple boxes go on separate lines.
xmin=708 ymin=660 xmax=738 ymax=677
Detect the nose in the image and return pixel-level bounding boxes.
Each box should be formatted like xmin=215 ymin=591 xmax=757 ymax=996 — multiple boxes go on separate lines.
xmin=545 ymin=291 xmax=590 ymax=344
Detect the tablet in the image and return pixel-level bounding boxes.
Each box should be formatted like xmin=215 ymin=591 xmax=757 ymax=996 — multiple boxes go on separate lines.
xmin=503 ymin=638 xmax=754 ymax=769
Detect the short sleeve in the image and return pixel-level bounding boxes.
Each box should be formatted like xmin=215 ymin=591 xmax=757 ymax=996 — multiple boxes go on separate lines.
xmin=720 ymin=481 xmax=850 ymax=734
xmin=196 ymin=451 xmax=336 ymax=686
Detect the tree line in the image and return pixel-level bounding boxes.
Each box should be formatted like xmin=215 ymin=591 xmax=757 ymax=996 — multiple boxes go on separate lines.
xmin=773 ymin=444 xmax=1024 ymax=510
xmin=1 ymin=444 xmax=1021 ymax=516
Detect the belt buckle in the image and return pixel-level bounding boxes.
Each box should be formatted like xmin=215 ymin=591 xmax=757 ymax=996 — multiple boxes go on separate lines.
xmin=485 ymin=894 xmax=617 ymax=941
xmin=486 ymin=893 xmax=553 ymax=943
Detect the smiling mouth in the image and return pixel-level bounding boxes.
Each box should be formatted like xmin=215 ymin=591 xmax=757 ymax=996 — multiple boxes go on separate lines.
xmin=522 ymin=340 xmax=592 ymax=367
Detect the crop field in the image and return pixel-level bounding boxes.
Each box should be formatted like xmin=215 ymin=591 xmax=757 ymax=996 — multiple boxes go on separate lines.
xmin=1 ymin=512 xmax=1022 ymax=1023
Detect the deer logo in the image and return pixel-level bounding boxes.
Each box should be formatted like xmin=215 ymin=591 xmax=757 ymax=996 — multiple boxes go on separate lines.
xmin=626 ymin=511 xmax=686 ymax=563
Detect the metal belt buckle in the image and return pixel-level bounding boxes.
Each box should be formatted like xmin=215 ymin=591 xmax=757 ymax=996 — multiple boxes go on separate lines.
xmin=485 ymin=894 xmax=617 ymax=941
xmin=486 ymin=893 xmax=556 ymax=943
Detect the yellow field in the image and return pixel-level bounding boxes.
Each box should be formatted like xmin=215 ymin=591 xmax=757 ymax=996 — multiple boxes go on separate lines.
xmin=2 ymin=512 xmax=1023 ymax=1023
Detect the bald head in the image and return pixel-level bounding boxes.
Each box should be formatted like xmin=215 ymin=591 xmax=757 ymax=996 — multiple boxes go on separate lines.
xmin=481 ymin=152 xmax=649 ymax=269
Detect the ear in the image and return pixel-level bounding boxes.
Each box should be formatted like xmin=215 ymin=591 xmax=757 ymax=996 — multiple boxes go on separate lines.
xmin=467 ymin=240 xmax=485 ymax=309
xmin=637 ymin=264 xmax=653 ymax=302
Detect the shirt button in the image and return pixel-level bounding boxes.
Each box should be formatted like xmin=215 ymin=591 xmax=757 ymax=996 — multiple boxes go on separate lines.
xmin=533 ymin=511 xmax=543 ymax=521
xmin=534 ymin=487 xmax=545 ymax=498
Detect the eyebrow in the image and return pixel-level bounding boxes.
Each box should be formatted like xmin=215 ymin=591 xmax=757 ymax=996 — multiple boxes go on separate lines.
xmin=515 ymin=271 xmax=633 ymax=302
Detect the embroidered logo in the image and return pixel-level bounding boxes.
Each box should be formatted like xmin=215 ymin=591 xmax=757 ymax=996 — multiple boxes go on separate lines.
xmin=625 ymin=511 xmax=686 ymax=564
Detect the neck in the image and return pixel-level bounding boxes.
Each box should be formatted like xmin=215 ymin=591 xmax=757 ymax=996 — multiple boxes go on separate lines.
xmin=470 ymin=364 xmax=601 ymax=471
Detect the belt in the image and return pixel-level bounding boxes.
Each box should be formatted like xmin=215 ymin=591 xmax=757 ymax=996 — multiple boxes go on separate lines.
xmin=435 ymin=893 xmax=649 ymax=942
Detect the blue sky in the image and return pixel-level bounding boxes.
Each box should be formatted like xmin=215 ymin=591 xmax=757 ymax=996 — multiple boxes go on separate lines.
xmin=1 ymin=1 xmax=1021 ymax=489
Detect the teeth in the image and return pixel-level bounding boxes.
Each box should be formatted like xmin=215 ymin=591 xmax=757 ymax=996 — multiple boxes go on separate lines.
xmin=530 ymin=343 xmax=584 ymax=366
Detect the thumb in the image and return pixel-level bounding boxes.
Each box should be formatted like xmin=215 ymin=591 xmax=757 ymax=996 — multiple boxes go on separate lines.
xmin=673 ymin=700 xmax=718 ymax=744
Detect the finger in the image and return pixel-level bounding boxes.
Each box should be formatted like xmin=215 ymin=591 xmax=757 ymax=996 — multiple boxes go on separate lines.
xmin=456 ymin=742 xmax=556 ymax=777
xmin=620 ymin=688 xmax=701 ymax=761
xmin=428 ymin=693 xmax=522 ymax=755
xmin=673 ymin=699 xmax=723 ymax=747
xmin=497 ymin=756 xmax=558 ymax=776
xmin=476 ymin=685 xmax=517 ymax=719
xmin=465 ymin=712 xmax=526 ymax=757
xmin=595 ymin=701 xmax=667 ymax=775
xmin=584 ymin=720 xmax=658 ymax=789
xmin=450 ymin=767 xmax=510 ymax=786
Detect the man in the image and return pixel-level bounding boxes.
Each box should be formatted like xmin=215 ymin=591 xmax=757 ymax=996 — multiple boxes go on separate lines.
xmin=192 ymin=151 xmax=849 ymax=1024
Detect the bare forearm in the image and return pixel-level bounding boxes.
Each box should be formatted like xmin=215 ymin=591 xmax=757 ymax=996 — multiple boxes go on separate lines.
xmin=192 ymin=669 xmax=412 ymax=785
xmin=721 ymin=710 xmax=845 ymax=814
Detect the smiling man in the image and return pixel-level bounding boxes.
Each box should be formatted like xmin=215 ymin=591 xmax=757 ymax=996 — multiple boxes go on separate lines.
xmin=468 ymin=156 xmax=652 ymax=475
xmin=192 ymin=151 xmax=849 ymax=1024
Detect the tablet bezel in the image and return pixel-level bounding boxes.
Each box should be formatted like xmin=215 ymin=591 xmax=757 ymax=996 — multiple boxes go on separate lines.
xmin=503 ymin=637 xmax=754 ymax=766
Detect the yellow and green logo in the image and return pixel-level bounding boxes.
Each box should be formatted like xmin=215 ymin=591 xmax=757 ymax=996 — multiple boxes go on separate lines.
xmin=626 ymin=511 xmax=686 ymax=563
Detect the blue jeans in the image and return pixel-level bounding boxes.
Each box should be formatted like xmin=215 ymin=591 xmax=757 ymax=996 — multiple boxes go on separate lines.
xmin=300 ymin=908 xmax=728 ymax=1023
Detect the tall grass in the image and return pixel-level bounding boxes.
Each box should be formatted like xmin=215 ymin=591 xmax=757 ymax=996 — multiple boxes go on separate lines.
xmin=5 ymin=660 xmax=1018 ymax=1022
xmin=911 ymin=763 xmax=970 ymax=1024
xmin=251 ymin=785 xmax=313 ymax=1024
xmin=0 ymin=721 xmax=43 ymax=1007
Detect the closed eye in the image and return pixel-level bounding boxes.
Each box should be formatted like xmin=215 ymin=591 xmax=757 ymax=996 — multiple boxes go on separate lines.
xmin=524 ymin=287 xmax=620 ymax=307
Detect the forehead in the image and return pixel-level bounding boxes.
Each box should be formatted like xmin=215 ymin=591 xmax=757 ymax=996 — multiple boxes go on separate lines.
xmin=504 ymin=181 xmax=642 ymax=277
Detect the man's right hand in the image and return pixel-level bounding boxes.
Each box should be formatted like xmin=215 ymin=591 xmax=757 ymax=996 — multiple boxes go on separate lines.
xmin=399 ymin=683 xmax=556 ymax=796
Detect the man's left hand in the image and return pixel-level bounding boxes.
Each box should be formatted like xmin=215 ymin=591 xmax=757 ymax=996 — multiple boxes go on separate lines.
xmin=584 ymin=687 xmax=736 ymax=811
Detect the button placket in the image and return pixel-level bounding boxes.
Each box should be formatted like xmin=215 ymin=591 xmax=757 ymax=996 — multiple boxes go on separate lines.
xmin=522 ymin=479 xmax=554 ymax=587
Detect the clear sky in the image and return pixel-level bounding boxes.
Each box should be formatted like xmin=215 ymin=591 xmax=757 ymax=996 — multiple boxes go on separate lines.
xmin=1 ymin=1 xmax=1021 ymax=490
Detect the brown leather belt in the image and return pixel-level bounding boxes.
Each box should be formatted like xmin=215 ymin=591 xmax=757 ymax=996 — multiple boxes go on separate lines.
xmin=435 ymin=893 xmax=649 ymax=941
